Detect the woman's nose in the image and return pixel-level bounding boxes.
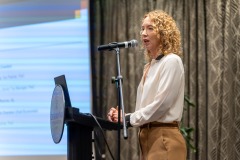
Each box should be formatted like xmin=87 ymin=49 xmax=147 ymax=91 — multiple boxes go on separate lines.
xmin=141 ymin=29 xmax=147 ymax=36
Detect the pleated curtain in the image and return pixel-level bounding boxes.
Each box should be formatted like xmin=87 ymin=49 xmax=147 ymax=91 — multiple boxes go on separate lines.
xmin=90 ymin=0 xmax=240 ymax=159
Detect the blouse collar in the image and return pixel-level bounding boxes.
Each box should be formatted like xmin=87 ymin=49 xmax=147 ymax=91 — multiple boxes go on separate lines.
xmin=155 ymin=54 xmax=164 ymax=60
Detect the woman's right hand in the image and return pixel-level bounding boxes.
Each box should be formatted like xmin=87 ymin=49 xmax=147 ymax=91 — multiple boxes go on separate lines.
xmin=107 ymin=107 xmax=121 ymax=122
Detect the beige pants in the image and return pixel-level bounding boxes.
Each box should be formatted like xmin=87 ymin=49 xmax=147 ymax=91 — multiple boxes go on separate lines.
xmin=139 ymin=126 xmax=187 ymax=160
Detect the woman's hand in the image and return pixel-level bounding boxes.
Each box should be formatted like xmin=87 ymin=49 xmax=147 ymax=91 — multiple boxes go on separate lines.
xmin=107 ymin=106 xmax=122 ymax=122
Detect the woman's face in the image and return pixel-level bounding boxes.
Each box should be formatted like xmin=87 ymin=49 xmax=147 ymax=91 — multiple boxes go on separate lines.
xmin=141 ymin=16 xmax=161 ymax=58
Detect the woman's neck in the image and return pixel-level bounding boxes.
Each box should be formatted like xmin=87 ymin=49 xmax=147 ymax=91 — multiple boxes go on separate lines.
xmin=149 ymin=48 xmax=160 ymax=59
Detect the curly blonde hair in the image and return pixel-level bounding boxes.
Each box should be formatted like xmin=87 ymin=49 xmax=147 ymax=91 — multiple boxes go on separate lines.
xmin=141 ymin=10 xmax=182 ymax=62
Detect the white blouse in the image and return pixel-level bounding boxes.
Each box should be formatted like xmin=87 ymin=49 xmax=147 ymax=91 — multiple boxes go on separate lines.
xmin=130 ymin=53 xmax=185 ymax=127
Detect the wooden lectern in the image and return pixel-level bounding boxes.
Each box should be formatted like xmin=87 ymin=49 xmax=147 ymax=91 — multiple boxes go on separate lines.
xmin=50 ymin=75 xmax=120 ymax=160
xmin=65 ymin=106 xmax=119 ymax=160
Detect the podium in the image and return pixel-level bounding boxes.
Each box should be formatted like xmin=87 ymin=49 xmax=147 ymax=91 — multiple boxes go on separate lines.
xmin=65 ymin=106 xmax=120 ymax=160
xmin=50 ymin=75 xmax=120 ymax=160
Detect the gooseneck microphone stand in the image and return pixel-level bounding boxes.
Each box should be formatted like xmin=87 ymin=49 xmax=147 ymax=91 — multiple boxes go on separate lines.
xmin=112 ymin=47 xmax=128 ymax=160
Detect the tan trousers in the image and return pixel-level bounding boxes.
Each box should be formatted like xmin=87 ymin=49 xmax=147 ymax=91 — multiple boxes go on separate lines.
xmin=139 ymin=126 xmax=187 ymax=160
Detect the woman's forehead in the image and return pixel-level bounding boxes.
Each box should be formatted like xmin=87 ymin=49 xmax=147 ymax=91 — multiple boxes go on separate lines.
xmin=142 ymin=17 xmax=153 ymax=26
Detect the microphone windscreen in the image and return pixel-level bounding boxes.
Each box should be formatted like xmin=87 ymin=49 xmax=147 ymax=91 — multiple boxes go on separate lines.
xmin=131 ymin=39 xmax=138 ymax=47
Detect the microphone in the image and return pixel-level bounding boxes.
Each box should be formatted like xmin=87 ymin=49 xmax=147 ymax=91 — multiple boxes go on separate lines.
xmin=97 ymin=39 xmax=138 ymax=51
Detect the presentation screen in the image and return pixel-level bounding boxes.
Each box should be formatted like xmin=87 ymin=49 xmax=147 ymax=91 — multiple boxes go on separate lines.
xmin=0 ymin=0 xmax=91 ymax=159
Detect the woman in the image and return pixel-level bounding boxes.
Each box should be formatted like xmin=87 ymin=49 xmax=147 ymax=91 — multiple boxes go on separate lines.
xmin=107 ymin=10 xmax=187 ymax=160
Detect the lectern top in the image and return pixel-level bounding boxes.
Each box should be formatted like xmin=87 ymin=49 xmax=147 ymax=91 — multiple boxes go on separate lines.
xmin=54 ymin=75 xmax=72 ymax=107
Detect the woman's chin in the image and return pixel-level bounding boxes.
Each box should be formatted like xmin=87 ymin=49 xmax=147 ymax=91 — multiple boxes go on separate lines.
xmin=144 ymin=45 xmax=151 ymax=50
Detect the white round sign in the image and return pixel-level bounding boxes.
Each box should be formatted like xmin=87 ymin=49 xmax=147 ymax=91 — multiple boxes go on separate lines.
xmin=50 ymin=85 xmax=65 ymax=144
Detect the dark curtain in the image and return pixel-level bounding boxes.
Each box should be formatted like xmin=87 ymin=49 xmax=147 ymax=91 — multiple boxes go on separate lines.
xmin=90 ymin=0 xmax=240 ymax=159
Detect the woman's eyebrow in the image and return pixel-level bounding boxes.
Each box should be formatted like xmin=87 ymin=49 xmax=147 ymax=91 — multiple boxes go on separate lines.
xmin=141 ymin=24 xmax=154 ymax=28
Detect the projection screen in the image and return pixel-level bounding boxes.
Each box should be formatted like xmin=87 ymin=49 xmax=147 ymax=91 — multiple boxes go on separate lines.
xmin=0 ymin=0 xmax=91 ymax=159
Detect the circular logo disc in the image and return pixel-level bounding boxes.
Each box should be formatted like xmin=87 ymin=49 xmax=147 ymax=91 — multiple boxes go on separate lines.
xmin=50 ymin=85 xmax=65 ymax=144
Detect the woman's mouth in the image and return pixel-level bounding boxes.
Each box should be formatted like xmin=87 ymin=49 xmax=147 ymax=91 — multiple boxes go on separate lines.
xmin=143 ymin=39 xmax=150 ymax=45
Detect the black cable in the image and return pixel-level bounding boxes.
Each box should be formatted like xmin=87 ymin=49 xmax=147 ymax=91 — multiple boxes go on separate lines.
xmin=88 ymin=113 xmax=115 ymax=160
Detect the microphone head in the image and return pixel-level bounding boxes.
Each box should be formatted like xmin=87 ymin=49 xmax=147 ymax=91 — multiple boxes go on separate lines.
xmin=130 ymin=39 xmax=138 ymax=47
